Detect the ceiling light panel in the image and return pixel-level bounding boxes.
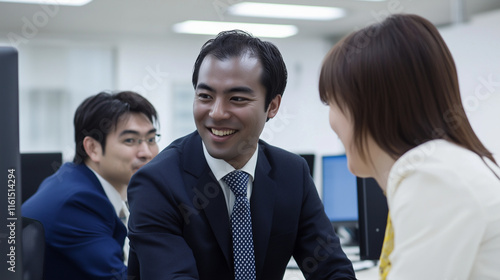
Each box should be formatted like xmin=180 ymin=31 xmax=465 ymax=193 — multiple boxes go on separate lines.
xmin=173 ymin=20 xmax=298 ymax=38
xmin=227 ymin=2 xmax=346 ymax=21
xmin=0 ymin=0 xmax=92 ymax=6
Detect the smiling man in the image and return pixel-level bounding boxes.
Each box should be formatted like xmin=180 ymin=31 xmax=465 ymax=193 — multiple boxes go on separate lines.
xmin=22 ymin=91 xmax=159 ymax=280
xmin=193 ymin=53 xmax=276 ymax=169
xmin=127 ymin=30 xmax=356 ymax=280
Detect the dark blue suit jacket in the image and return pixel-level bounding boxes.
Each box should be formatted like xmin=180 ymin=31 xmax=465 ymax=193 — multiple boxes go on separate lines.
xmin=22 ymin=163 xmax=127 ymax=280
xmin=128 ymin=132 xmax=355 ymax=280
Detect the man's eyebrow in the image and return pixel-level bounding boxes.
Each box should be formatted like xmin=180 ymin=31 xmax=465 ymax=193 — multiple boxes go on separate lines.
xmin=196 ymin=83 xmax=254 ymax=94
xmin=119 ymin=128 xmax=157 ymax=137
xmin=226 ymin=86 xmax=253 ymax=94
xmin=196 ymin=83 xmax=214 ymax=92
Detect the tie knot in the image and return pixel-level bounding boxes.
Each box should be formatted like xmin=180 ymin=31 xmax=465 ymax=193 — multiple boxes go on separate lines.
xmin=223 ymin=170 xmax=250 ymax=197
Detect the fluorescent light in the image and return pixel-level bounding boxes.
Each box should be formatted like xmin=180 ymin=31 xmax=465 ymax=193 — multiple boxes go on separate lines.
xmin=173 ymin=20 xmax=298 ymax=38
xmin=0 ymin=0 xmax=92 ymax=5
xmin=227 ymin=2 xmax=345 ymax=21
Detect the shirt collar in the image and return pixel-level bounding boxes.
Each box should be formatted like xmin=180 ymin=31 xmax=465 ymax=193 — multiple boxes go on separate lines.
xmin=202 ymin=142 xmax=258 ymax=182
xmin=86 ymin=164 xmax=124 ymax=217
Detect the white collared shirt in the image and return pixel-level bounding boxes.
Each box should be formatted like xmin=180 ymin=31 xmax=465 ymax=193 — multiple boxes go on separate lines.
xmin=87 ymin=165 xmax=126 ymax=218
xmin=202 ymin=142 xmax=258 ymax=216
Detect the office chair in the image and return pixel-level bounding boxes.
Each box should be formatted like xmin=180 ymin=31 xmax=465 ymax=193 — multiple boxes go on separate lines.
xmin=22 ymin=216 xmax=45 ymax=280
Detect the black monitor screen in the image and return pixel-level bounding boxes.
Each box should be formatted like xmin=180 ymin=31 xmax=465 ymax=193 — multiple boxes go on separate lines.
xmin=357 ymin=177 xmax=388 ymax=260
xmin=299 ymin=153 xmax=315 ymax=178
xmin=322 ymin=154 xmax=358 ymax=225
xmin=21 ymin=153 xmax=63 ymax=203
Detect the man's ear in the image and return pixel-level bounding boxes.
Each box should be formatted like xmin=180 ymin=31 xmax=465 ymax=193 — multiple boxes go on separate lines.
xmin=83 ymin=136 xmax=103 ymax=163
xmin=266 ymin=94 xmax=282 ymax=119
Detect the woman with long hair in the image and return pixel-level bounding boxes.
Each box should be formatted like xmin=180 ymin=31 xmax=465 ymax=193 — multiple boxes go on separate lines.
xmin=319 ymin=14 xmax=500 ymax=279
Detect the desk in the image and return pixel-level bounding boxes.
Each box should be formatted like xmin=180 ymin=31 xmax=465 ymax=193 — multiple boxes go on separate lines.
xmin=284 ymin=245 xmax=379 ymax=279
xmin=354 ymin=266 xmax=379 ymax=279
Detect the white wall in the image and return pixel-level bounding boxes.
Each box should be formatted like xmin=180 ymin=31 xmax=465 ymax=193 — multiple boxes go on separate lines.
xmin=15 ymin=43 xmax=115 ymax=161
xmin=114 ymin=36 xmax=206 ymax=146
xmin=2 ymin=9 xmax=499 ymax=178
xmin=439 ymin=10 xmax=500 ymax=160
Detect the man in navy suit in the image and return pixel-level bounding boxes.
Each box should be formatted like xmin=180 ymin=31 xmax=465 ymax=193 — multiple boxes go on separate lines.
xmin=128 ymin=30 xmax=356 ymax=279
xmin=22 ymin=91 xmax=159 ymax=280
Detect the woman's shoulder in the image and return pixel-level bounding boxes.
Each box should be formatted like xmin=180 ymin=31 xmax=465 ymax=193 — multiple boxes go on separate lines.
xmin=387 ymin=139 xmax=500 ymax=207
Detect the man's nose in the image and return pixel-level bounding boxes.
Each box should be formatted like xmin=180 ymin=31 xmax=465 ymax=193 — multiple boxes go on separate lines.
xmin=209 ymin=98 xmax=230 ymax=120
xmin=136 ymin=141 xmax=154 ymax=159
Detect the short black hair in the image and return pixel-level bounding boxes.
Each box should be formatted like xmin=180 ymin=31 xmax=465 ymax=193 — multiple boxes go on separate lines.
xmin=73 ymin=91 xmax=158 ymax=164
xmin=192 ymin=30 xmax=287 ymax=111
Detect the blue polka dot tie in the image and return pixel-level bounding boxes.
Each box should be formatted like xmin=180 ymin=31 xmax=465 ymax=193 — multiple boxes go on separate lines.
xmin=223 ymin=170 xmax=256 ymax=280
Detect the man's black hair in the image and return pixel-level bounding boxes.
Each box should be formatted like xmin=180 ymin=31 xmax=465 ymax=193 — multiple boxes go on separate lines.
xmin=192 ymin=30 xmax=287 ymax=111
xmin=73 ymin=91 xmax=158 ymax=164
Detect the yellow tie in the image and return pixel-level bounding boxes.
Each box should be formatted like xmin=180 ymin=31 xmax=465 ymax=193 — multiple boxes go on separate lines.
xmin=379 ymin=213 xmax=394 ymax=280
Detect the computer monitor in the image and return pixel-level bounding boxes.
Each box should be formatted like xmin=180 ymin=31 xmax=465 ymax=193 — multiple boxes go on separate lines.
xmin=298 ymin=153 xmax=315 ymax=178
xmin=322 ymin=153 xmax=388 ymax=260
xmin=357 ymin=177 xmax=388 ymax=260
xmin=0 ymin=46 xmax=22 ymax=278
xmin=21 ymin=152 xmax=63 ymax=203
xmin=322 ymin=155 xmax=358 ymax=227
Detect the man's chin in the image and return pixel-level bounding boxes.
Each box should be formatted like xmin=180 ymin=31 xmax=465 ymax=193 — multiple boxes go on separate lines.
xmin=205 ymin=145 xmax=231 ymax=160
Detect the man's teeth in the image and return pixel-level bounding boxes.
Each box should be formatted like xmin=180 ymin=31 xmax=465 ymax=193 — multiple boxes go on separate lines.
xmin=212 ymin=129 xmax=236 ymax=136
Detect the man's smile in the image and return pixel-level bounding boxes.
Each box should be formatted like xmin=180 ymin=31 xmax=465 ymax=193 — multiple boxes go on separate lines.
xmin=211 ymin=128 xmax=236 ymax=136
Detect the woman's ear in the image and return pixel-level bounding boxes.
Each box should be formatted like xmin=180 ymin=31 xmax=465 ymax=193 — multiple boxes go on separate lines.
xmin=82 ymin=136 xmax=103 ymax=163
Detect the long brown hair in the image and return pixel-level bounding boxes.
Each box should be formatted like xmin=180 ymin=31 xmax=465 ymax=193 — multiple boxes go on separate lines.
xmin=319 ymin=13 xmax=496 ymax=164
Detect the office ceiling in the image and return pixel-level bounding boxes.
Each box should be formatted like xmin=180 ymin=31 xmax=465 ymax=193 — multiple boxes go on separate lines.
xmin=1 ymin=0 xmax=500 ymax=41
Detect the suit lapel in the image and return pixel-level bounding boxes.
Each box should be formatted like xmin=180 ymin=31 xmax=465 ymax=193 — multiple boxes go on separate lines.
xmin=183 ymin=132 xmax=233 ymax=268
xmin=114 ymin=215 xmax=127 ymax=244
xmin=80 ymin=164 xmax=128 ymax=244
xmin=250 ymin=144 xmax=276 ymax=278
xmin=195 ymin=172 xmax=232 ymax=267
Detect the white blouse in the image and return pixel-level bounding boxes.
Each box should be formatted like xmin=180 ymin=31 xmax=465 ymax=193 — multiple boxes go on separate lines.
xmin=386 ymin=140 xmax=500 ymax=280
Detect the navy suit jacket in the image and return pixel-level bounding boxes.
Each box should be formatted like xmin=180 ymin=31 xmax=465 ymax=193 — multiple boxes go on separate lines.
xmin=128 ymin=131 xmax=355 ymax=280
xmin=22 ymin=163 xmax=127 ymax=280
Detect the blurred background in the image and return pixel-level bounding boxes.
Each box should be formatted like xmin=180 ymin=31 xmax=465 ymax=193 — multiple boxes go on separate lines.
xmin=1 ymin=0 xmax=500 ymax=184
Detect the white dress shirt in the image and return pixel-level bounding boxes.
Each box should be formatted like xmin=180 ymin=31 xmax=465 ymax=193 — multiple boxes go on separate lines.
xmin=202 ymin=142 xmax=258 ymax=216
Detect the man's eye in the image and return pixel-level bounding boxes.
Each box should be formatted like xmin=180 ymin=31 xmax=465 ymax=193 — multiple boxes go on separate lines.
xmin=197 ymin=93 xmax=212 ymax=100
xmin=146 ymin=137 xmax=155 ymax=143
xmin=231 ymin=96 xmax=247 ymax=102
xmin=124 ymin=138 xmax=136 ymax=145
